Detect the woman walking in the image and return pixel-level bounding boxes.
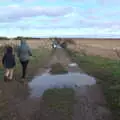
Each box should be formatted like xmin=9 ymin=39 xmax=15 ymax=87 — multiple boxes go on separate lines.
xmin=17 ymin=40 xmax=32 ymax=80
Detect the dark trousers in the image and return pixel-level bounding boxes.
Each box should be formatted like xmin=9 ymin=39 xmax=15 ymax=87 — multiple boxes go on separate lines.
xmin=20 ymin=60 xmax=29 ymax=78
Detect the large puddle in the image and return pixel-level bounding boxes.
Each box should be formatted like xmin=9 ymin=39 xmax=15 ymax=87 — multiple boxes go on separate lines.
xmin=28 ymin=72 xmax=96 ymax=98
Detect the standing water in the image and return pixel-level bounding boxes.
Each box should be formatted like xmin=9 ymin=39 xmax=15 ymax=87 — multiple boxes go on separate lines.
xmin=29 ymin=47 xmax=96 ymax=98
xmin=28 ymin=72 xmax=96 ymax=97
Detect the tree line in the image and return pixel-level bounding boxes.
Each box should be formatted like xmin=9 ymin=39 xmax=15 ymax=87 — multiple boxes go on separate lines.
xmin=0 ymin=36 xmax=41 ymax=40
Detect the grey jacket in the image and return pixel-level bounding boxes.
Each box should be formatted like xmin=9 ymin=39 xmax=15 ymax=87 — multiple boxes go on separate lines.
xmin=17 ymin=40 xmax=32 ymax=61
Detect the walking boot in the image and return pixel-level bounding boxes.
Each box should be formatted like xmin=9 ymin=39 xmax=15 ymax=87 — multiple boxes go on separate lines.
xmin=4 ymin=76 xmax=8 ymax=82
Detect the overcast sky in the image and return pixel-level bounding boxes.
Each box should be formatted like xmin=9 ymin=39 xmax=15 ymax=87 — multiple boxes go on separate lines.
xmin=0 ymin=0 xmax=120 ymax=38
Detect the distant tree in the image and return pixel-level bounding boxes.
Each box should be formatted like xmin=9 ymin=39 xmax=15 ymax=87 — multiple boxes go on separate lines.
xmin=49 ymin=37 xmax=53 ymax=42
xmin=0 ymin=37 xmax=9 ymax=40
xmin=16 ymin=36 xmax=23 ymax=40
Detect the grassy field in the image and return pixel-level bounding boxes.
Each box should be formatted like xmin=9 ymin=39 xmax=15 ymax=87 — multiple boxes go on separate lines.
xmin=33 ymin=88 xmax=75 ymax=120
xmin=0 ymin=47 xmax=51 ymax=81
xmin=15 ymin=48 xmax=51 ymax=81
xmin=67 ymin=49 xmax=120 ymax=120
xmin=0 ymin=38 xmax=52 ymax=81
xmin=0 ymin=47 xmax=52 ymax=119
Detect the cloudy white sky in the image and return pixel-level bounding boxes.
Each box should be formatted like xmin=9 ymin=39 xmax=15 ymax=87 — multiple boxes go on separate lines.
xmin=0 ymin=0 xmax=120 ymax=38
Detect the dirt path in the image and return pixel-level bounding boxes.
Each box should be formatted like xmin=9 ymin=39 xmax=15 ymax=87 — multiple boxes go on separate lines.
xmin=33 ymin=48 xmax=112 ymax=120
xmin=73 ymin=85 xmax=112 ymax=120
xmin=46 ymin=48 xmax=82 ymax=72
xmin=0 ymin=48 xmax=112 ymax=120
xmin=38 ymin=48 xmax=112 ymax=120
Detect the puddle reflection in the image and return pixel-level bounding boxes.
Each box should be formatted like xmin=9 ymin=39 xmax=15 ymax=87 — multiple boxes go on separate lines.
xmin=28 ymin=72 xmax=96 ymax=98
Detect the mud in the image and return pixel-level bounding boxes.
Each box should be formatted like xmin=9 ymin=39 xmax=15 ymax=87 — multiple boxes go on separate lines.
xmin=0 ymin=47 xmax=112 ymax=120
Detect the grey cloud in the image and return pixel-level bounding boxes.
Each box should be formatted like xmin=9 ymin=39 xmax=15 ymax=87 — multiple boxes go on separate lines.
xmin=78 ymin=20 xmax=120 ymax=29
xmin=1 ymin=19 xmax=120 ymax=30
xmin=0 ymin=8 xmax=120 ymax=31
xmin=0 ymin=5 xmax=73 ymax=23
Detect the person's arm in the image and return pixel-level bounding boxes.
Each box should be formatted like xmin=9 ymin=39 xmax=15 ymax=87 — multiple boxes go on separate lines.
xmin=2 ymin=55 xmax=5 ymax=65
xmin=13 ymin=55 xmax=16 ymax=66
xmin=28 ymin=47 xmax=32 ymax=56
xmin=17 ymin=46 xmax=20 ymax=57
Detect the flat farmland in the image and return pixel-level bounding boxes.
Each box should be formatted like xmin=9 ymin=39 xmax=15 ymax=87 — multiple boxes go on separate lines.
xmin=25 ymin=39 xmax=52 ymax=49
xmin=0 ymin=38 xmax=120 ymax=59
xmin=0 ymin=38 xmax=52 ymax=49
xmin=73 ymin=38 xmax=120 ymax=49
xmin=67 ymin=38 xmax=120 ymax=60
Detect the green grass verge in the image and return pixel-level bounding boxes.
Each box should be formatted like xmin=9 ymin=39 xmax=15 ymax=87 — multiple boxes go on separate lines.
xmin=67 ymin=49 xmax=120 ymax=120
xmin=38 ymin=88 xmax=75 ymax=120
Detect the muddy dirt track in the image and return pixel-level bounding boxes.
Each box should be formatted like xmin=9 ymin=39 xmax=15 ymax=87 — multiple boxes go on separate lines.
xmin=0 ymin=48 xmax=112 ymax=120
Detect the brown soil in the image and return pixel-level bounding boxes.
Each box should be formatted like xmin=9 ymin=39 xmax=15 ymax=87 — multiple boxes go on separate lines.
xmin=73 ymin=85 xmax=112 ymax=120
xmin=67 ymin=39 xmax=120 ymax=60
xmin=0 ymin=48 xmax=112 ymax=120
xmin=1 ymin=38 xmax=120 ymax=59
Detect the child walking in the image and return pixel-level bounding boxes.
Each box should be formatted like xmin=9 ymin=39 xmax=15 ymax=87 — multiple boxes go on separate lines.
xmin=2 ymin=46 xmax=16 ymax=82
